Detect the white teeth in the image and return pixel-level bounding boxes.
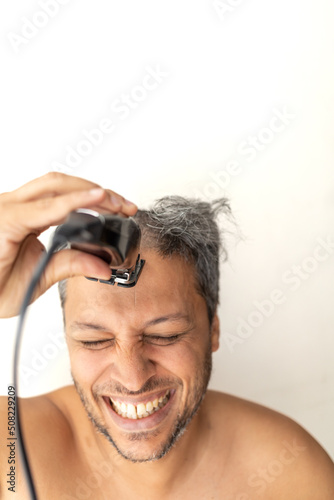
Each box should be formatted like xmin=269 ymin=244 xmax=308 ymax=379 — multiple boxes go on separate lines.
xmin=146 ymin=401 xmax=153 ymax=412
xmin=136 ymin=403 xmax=146 ymax=416
xmin=127 ymin=404 xmax=137 ymax=419
xmin=110 ymin=390 xmax=170 ymax=420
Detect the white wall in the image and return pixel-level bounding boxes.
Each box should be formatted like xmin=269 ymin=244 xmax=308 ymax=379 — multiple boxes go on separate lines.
xmin=0 ymin=0 xmax=333 ymax=460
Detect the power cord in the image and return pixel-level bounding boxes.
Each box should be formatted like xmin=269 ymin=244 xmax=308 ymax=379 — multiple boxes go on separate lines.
xmin=13 ymin=236 xmax=66 ymax=500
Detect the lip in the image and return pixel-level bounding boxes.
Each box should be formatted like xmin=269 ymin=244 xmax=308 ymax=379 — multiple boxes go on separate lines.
xmin=102 ymin=389 xmax=176 ymax=431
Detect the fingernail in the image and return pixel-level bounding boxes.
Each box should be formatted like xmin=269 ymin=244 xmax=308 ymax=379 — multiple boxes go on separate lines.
xmin=110 ymin=194 xmax=122 ymax=206
xmin=88 ymin=188 xmax=104 ymax=197
xmin=124 ymin=198 xmax=137 ymax=207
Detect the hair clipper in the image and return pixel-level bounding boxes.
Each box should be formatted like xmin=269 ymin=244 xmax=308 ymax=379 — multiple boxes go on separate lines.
xmin=54 ymin=209 xmax=145 ymax=287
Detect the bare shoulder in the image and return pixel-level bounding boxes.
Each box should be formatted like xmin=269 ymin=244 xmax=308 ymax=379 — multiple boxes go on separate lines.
xmin=18 ymin=385 xmax=86 ymax=443
xmin=0 ymin=385 xmax=90 ymax=499
xmin=205 ymin=390 xmax=334 ymax=499
xmin=0 ymin=385 xmax=79 ymax=435
xmin=0 ymin=386 xmax=81 ymax=499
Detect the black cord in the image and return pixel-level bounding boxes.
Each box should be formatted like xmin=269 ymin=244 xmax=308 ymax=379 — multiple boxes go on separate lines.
xmin=13 ymin=237 xmax=65 ymax=500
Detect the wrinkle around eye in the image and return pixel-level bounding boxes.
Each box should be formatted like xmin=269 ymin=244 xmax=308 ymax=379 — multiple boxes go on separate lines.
xmin=142 ymin=334 xmax=183 ymax=346
xmin=79 ymin=339 xmax=115 ymax=350
xmin=142 ymin=325 xmax=195 ymax=345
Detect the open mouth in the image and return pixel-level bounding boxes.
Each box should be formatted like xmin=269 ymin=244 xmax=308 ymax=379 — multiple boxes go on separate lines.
xmin=109 ymin=390 xmax=171 ymax=420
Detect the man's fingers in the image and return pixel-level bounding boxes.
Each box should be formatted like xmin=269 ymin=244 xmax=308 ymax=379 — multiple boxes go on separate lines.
xmin=9 ymin=172 xmax=101 ymax=202
xmin=85 ymin=191 xmax=138 ymax=217
xmin=8 ymin=172 xmax=137 ymax=214
xmin=7 ymin=172 xmax=137 ymax=217
xmin=3 ymin=188 xmax=107 ymax=242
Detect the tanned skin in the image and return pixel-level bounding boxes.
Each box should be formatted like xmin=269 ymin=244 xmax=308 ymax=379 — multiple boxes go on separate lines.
xmin=0 ymin=173 xmax=333 ymax=499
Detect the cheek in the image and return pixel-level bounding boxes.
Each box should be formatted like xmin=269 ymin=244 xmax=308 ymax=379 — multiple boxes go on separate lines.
xmin=69 ymin=345 xmax=110 ymax=387
xmin=148 ymin=342 xmax=205 ymax=381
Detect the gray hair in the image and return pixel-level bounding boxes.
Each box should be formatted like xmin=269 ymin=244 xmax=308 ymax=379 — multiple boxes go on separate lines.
xmin=58 ymin=196 xmax=232 ymax=324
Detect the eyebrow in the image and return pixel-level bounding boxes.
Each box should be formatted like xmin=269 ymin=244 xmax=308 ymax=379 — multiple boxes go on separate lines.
xmin=69 ymin=313 xmax=192 ymax=333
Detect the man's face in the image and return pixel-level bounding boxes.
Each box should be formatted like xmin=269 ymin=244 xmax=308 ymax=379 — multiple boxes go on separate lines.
xmin=64 ymin=249 xmax=219 ymax=463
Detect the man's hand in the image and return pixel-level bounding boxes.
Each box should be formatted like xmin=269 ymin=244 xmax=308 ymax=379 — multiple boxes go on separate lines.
xmin=0 ymin=172 xmax=137 ymax=318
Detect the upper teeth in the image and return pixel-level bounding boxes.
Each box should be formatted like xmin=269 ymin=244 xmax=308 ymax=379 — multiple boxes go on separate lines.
xmin=110 ymin=390 xmax=170 ymax=419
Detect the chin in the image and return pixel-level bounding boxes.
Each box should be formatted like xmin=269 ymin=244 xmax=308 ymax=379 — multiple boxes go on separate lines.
xmin=99 ymin=416 xmax=190 ymax=464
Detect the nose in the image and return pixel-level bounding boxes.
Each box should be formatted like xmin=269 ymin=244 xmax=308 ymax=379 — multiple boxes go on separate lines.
xmin=109 ymin=343 xmax=156 ymax=393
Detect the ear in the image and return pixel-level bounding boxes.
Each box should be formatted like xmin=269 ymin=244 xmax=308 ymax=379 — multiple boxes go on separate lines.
xmin=210 ymin=313 xmax=220 ymax=353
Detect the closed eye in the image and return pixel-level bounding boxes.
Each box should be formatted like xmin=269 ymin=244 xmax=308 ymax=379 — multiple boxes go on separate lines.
xmin=79 ymin=332 xmax=188 ymax=348
xmin=80 ymin=339 xmax=114 ymax=349
xmin=143 ymin=334 xmax=182 ymax=345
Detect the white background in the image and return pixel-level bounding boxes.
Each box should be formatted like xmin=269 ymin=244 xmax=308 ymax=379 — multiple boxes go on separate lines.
xmin=0 ymin=0 xmax=333 ymax=460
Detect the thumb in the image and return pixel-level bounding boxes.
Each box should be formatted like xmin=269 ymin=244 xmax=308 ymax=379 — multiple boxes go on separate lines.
xmin=43 ymin=249 xmax=112 ymax=290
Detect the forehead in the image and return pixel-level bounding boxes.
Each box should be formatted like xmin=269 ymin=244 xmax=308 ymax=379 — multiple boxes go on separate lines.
xmin=64 ymin=249 xmax=205 ymax=327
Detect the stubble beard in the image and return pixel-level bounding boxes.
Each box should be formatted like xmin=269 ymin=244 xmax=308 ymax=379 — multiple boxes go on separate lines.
xmin=72 ymin=342 xmax=212 ymax=463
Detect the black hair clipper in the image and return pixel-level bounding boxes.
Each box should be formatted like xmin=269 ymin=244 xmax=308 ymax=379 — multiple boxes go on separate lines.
xmin=54 ymin=209 xmax=145 ymax=287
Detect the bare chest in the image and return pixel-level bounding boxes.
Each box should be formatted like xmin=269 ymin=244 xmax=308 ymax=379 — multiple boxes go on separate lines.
xmin=10 ymin=455 xmax=253 ymax=500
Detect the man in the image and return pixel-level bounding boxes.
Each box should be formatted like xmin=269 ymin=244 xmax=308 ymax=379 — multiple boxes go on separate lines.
xmin=0 ymin=172 xmax=333 ymax=499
